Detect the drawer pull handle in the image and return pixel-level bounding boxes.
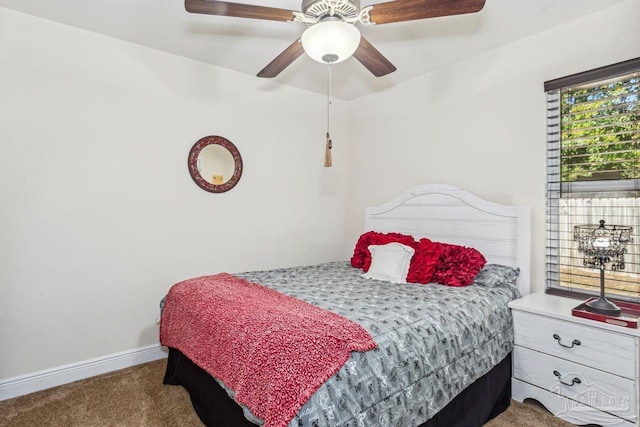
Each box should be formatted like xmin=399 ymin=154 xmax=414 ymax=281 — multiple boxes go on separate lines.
xmin=553 ymin=370 xmax=582 ymax=387
xmin=552 ymin=333 xmax=581 ymax=348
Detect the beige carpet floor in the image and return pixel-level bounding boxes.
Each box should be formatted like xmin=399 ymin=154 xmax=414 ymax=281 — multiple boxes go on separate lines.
xmin=0 ymin=359 xmax=572 ymax=427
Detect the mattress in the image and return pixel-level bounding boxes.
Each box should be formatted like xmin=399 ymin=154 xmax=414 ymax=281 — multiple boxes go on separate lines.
xmin=174 ymin=261 xmax=521 ymax=426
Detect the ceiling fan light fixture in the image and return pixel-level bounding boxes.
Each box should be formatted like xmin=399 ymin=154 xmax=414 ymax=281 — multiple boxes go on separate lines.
xmin=301 ymin=21 xmax=361 ymax=64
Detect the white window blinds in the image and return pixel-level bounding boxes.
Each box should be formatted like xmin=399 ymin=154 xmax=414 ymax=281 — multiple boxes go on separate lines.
xmin=545 ymin=58 xmax=640 ymax=301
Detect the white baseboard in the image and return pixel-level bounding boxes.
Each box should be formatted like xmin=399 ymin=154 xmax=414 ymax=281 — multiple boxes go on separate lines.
xmin=0 ymin=344 xmax=168 ymax=401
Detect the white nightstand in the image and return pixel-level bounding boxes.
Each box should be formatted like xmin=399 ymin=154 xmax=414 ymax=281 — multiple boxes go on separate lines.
xmin=509 ymin=293 xmax=640 ymax=426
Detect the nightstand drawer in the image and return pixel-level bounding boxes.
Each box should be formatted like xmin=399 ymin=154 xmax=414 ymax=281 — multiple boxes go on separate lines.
xmin=514 ymin=346 xmax=637 ymax=422
xmin=513 ymin=311 xmax=636 ymax=379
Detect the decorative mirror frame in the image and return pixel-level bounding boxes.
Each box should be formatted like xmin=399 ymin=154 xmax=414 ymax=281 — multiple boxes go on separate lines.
xmin=188 ymin=136 xmax=243 ymax=193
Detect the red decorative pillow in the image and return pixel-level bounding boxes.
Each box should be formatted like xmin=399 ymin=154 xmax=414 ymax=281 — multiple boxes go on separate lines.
xmin=351 ymin=231 xmax=417 ymax=272
xmin=406 ymin=238 xmax=443 ymax=284
xmin=432 ymin=243 xmax=487 ymax=287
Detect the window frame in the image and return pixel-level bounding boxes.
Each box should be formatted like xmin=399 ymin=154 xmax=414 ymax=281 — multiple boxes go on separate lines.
xmin=545 ymin=57 xmax=640 ymax=301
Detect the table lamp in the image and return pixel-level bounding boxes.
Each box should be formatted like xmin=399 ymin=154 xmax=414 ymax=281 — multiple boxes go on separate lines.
xmin=574 ymin=220 xmax=633 ymax=316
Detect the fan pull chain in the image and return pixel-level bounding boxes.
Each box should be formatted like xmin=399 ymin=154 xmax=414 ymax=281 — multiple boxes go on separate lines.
xmin=324 ymin=59 xmax=333 ymax=168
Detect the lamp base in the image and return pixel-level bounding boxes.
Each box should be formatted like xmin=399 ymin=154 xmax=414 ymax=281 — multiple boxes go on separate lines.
xmin=585 ymin=297 xmax=621 ymax=317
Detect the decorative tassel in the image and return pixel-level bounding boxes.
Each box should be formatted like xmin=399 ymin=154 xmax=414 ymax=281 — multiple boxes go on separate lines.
xmin=324 ymin=132 xmax=332 ymax=167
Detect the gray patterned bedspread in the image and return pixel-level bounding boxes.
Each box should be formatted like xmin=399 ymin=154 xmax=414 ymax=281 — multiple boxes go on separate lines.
xmin=224 ymin=261 xmax=521 ymax=427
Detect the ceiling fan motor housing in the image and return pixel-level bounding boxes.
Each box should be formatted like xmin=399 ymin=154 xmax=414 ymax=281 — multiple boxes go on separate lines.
xmin=301 ymin=0 xmax=361 ymax=21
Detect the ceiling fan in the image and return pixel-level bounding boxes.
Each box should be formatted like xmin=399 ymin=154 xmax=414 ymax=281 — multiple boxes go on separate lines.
xmin=185 ymin=0 xmax=486 ymax=78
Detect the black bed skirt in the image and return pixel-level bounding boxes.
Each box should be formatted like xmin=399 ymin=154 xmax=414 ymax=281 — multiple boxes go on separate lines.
xmin=163 ymin=348 xmax=512 ymax=427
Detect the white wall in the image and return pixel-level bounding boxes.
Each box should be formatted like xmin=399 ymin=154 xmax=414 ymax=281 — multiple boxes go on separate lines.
xmin=0 ymin=7 xmax=350 ymax=380
xmin=347 ymin=0 xmax=640 ymax=293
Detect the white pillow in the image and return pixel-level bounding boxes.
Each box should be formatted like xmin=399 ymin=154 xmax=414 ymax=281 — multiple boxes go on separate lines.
xmin=362 ymin=242 xmax=415 ymax=284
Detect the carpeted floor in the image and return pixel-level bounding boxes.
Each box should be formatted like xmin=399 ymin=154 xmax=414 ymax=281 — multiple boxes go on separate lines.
xmin=0 ymin=359 xmax=572 ymax=427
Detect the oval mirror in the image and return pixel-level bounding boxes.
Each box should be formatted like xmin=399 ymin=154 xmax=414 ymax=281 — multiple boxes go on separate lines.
xmin=188 ymin=136 xmax=243 ymax=193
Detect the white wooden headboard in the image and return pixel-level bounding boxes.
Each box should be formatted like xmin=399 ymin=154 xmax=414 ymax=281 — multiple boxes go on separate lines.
xmin=365 ymin=184 xmax=531 ymax=295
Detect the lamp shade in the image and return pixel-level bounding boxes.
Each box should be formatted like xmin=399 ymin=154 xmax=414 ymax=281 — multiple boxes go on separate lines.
xmin=574 ymin=219 xmax=632 ymax=267
xmin=301 ymin=21 xmax=361 ymax=64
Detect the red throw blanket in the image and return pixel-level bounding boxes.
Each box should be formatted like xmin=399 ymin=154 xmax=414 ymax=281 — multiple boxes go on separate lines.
xmin=160 ymin=273 xmax=376 ymax=427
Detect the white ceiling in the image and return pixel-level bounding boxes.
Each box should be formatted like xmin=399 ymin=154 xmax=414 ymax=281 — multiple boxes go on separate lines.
xmin=0 ymin=0 xmax=627 ymax=100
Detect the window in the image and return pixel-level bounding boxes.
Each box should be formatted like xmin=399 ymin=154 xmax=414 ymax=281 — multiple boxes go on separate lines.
xmin=545 ymin=58 xmax=640 ymax=301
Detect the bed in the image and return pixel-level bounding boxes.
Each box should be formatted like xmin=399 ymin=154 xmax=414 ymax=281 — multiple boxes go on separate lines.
xmin=160 ymin=184 xmax=531 ymax=427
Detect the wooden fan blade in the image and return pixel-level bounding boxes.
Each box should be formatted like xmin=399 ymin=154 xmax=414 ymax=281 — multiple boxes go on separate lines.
xmin=257 ymin=39 xmax=305 ymax=78
xmin=186 ymin=0 xmax=296 ymax=22
xmin=353 ymin=37 xmax=396 ymax=77
xmin=369 ymin=0 xmax=486 ymax=25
